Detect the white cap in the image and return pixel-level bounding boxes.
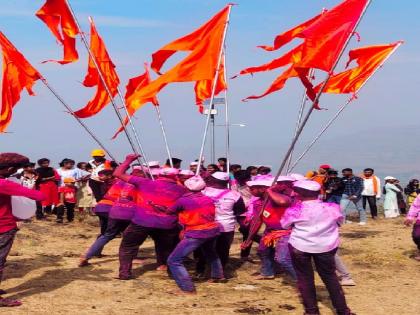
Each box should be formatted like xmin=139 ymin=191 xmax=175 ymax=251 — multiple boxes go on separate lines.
xmin=276 ymin=175 xmax=296 ymax=182
xmin=148 ymin=161 xmax=160 ymax=168
xmin=132 ymin=165 xmax=144 ymax=170
xmin=150 ymin=168 xmax=161 ymax=176
xmin=246 ymin=174 xmax=274 ymax=187
xmin=180 ymin=170 xmax=194 ymax=176
xmin=211 ymin=171 xmax=230 ymax=181
xmin=293 ymin=180 xmax=321 ymax=191
xmin=184 ymin=176 xmax=206 ymax=191
xmin=190 ymin=161 xmax=199 ymax=166
xmin=160 ymin=168 xmax=180 ymax=176
xmin=288 ymin=173 xmax=306 ymax=181
xmin=384 ymin=176 xmax=396 ymax=181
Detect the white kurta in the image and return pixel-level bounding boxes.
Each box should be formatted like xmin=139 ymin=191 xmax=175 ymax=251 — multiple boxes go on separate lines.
xmin=383 ymin=183 xmax=400 ymax=218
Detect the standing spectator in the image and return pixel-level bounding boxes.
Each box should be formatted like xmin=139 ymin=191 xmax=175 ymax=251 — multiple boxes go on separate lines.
xmin=395 ymin=179 xmax=407 ymax=215
xmin=56 ymin=177 xmax=77 ymax=223
xmin=383 ymin=177 xmax=401 ymax=218
xmin=324 ymin=169 xmax=344 ymax=204
xmin=257 ymin=166 xmax=271 ymax=175
xmin=20 ymin=169 xmax=38 ymax=189
xmin=35 ymin=158 xmax=59 ymax=219
xmin=165 ymin=158 xmax=182 ymax=169
xmin=340 ymin=168 xmax=366 ymax=225
xmin=88 ymin=149 xmax=110 ymax=202
xmin=281 ymin=180 xmax=353 ymax=315
xmin=246 ymin=166 xmax=258 ymax=178
xmin=311 ymin=164 xmax=330 ymax=197
xmin=404 ymin=194 xmax=420 ymax=261
xmin=206 ymin=164 xmax=218 ymax=175
xmin=0 ymin=153 xmax=45 ymax=307
xmin=404 ymin=179 xmax=420 ymax=208
xmin=56 ymin=159 xmax=89 ymax=187
xmin=217 ymin=158 xmax=227 ymax=172
xmin=361 ymin=168 xmax=381 ymax=219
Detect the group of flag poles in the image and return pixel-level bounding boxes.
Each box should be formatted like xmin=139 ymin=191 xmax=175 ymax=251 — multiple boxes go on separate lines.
xmin=0 ymin=0 xmax=404 ymax=190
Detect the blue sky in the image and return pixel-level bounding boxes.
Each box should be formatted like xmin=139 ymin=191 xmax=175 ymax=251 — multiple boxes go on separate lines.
xmin=1 ymin=0 xmax=419 ymax=179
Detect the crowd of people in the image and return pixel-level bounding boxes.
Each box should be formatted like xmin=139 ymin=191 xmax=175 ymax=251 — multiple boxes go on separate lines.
xmin=0 ymin=150 xmax=419 ymax=314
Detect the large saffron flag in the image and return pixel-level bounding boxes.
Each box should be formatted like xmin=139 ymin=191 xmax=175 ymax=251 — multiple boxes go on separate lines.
xmin=36 ymin=0 xmax=80 ymax=64
xmin=0 ymin=32 xmax=41 ymax=132
xmin=125 ymin=5 xmax=231 ymax=118
xmin=236 ymin=0 xmax=369 ymax=103
xmin=315 ymin=41 xmax=402 ymax=94
xmin=73 ymin=17 xmax=120 ymax=118
xmin=112 ymin=64 xmax=157 ymax=139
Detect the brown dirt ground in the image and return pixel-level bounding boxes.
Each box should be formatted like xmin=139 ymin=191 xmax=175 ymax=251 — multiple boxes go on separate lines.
xmin=2 ymin=214 xmax=419 ymax=315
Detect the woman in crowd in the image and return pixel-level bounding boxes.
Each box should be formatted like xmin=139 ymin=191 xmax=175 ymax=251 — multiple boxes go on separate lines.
xmin=56 ymin=158 xmax=90 ymax=187
xmin=35 ymin=158 xmax=59 ymax=219
xmin=404 ymin=179 xmax=420 ymax=208
xmin=383 ymin=176 xmax=402 ymax=218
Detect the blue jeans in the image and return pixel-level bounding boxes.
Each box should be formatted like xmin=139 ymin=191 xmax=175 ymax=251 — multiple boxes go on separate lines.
xmin=258 ymin=233 xmax=296 ymax=280
xmin=168 ymin=236 xmax=223 ymax=292
xmin=85 ymin=218 xmax=130 ymax=259
xmin=340 ymin=194 xmax=366 ymax=223
xmin=327 ymin=195 xmax=342 ymax=205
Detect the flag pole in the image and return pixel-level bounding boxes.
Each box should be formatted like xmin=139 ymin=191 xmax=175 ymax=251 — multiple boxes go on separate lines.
xmin=115 ymin=87 xmax=154 ymax=178
xmin=285 ymin=68 xmax=314 ymax=173
xmin=245 ymin=0 xmax=372 ymax=242
xmin=39 ymin=77 xmax=117 ymax=161
xmin=270 ymin=0 xmax=372 ymax=182
xmin=222 ymin=49 xmax=231 ymax=182
xmin=154 ymin=105 xmax=174 ymax=168
xmin=66 ymin=2 xmax=142 ymax=164
xmin=196 ymin=5 xmax=233 ymax=176
xmin=288 ymin=41 xmax=402 ymax=172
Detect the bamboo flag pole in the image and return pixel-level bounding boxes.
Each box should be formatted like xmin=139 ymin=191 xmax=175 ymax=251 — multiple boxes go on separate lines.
xmin=39 ymin=77 xmax=117 ymax=161
xmin=154 ymin=105 xmax=174 ymax=168
xmin=66 ymin=2 xmax=143 ymax=165
xmin=285 ymin=68 xmax=314 ymax=173
xmin=288 ymin=41 xmax=403 ymax=172
xmin=196 ymin=5 xmax=233 ymax=176
xmin=222 ymin=49 xmax=232 ymax=184
xmin=245 ymin=0 xmax=372 ymax=243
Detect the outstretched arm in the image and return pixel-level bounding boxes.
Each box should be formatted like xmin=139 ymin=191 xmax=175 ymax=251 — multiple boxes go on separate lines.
xmin=113 ymin=154 xmax=140 ymax=182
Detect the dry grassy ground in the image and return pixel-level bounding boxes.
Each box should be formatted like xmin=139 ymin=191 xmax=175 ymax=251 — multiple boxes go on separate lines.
xmin=2 ymin=214 xmax=419 ymax=315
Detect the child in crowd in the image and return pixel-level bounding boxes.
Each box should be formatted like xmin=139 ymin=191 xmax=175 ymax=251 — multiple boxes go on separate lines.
xmin=56 ymin=177 xmax=78 ymax=223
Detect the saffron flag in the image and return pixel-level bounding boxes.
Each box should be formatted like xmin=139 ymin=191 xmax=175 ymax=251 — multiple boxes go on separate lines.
xmin=315 ymin=41 xmax=402 ymax=94
xmin=73 ymin=17 xmax=120 ymax=118
xmin=124 ymin=5 xmax=231 ymax=117
xmin=237 ymin=0 xmax=369 ymax=104
xmin=112 ymin=64 xmax=157 ymax=139
xmin=0 ymin=32 xmax=41 ymax=132
xmin=36 ymin=0 xmax=80 ymax=64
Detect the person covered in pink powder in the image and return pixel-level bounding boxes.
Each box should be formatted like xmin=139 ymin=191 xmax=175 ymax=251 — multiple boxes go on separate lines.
xmin=0 ymin=153 xmax=45 ymax=307
xmin=281 ymin=180 xmax=354 ymax=315
xmin=404 ymin=194 xmax=420 ymax=261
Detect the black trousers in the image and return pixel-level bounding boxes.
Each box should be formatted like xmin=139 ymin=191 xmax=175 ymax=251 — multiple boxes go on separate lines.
xmin=196 ymin=231 xmax=235 ymax=273
xmin=56 ymin=202 xmax=76 ymax=222
xmin=96 ymin=212 xmax=109 ymax=235
xmin=238 ymin=221 xmax=261 ymax=258
xmin=289 ymin=245 xmax=351 ymax=315
xmin=89 ymin=179 xmax=104 ymax=202
xmin=362 ymin=195 xmax=378 ymax=218
xmin=119 ymin=223 xmax=179 ymax=278
xmin=0 ymin=229 xmax=17 ymax=285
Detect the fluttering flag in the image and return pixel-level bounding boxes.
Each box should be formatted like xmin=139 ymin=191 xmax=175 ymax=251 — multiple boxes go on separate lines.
xmin=0 ymin=32 xmax=41 ymax=132
xmin=236 ymin=0 xmax=369 ymax=105
xmin=112 ymin=64 xmax=157 ymax=139
xmin=124 ymin=4 xmax=231 ymax=118
xmin=314 ymin=41 xmax=402 ymax=94
xmin=73 ymin=17 xmax=120 ymax=118
xmin=36 ymin=0 xmax=80 ymax=64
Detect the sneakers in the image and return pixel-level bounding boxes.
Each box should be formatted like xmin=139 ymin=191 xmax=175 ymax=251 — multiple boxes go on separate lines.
xmin=345 ymin=220 xmax=353 ymax=224
xmin=358 ymin=222 xmax=367 ymax=226
xmin=340 ymin=278 xmax=356 ymax=286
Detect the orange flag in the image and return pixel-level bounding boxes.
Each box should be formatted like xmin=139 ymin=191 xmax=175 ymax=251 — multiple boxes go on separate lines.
xmin=0 ymin=32 xmax=41 ymax=132
xmin=36 ymin=0 xmax=80 ymax=64
xmin=237 ymin=0 xmax=369 ymax=104
xmin=73 ymin=18 xmax=120 ymax=118
xmin=257 ymin=13 xmax=325 ymax=52
xmin=112 ymin=64 xmax=157 ymax=139
xmin=315 ymin=41 xmax=402 ymax=94
xmin=126 ymin=5 xmax=230 ymax=114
